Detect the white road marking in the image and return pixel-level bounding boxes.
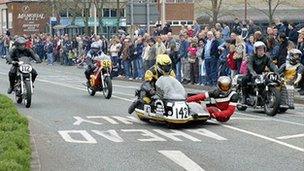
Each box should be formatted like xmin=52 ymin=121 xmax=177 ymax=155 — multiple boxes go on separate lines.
xmin=121 ymin=129 xmax=167 ymax=142
xmin=92 ymin=130 xmax=124 ymax=142
xmin=188 ymin=128 xmax=227 ymax=141
xmin=87 ymin=116 xmax=119 ymax=124
xmin=73 ymin=116 xmax=103 ymax=125
xmin=237 ymin=112 xmax=304 ymax=126
xmin=218 ymin=123 xmax=304 ymax=152
xmin=58 ymin=130 xmax=97 ymax=144
xmin=112 ymin=116 xmax=145 ymax=124
xmin=159 ymin=150 xmax=205 ymax=171
xmin=277 ymin=133 xmax=304 ymax=140
xmin=153 ymin=129 xmax=201 ymax=142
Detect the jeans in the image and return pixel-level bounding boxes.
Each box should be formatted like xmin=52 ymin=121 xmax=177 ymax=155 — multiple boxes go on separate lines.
xmin=47 ymin=53 xmax=54 ymax=65
xmin=123 ymin=59 xmax=132 ymax=79
xmin=189 ymin=59 xmax=199 ymax=84
xmin=175 ymin=61 xmax=182 ymax=82
xmin=205 ymin=57 xmax=218 ymax=86
xmin=111 ymin=56 xmax=119 ymax=77
xmin=134 ymin=58 xmax=144 ymax=79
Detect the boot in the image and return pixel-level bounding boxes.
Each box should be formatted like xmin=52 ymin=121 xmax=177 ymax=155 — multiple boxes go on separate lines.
xmin=128 ymin=99 xmax=142 ymax=114
xmin=7 ymin=86 xmax=13 ymax=94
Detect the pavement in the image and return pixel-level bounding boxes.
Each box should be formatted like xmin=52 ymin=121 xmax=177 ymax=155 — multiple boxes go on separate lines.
xmin=0 ymin=60 xmax=303 ymax=171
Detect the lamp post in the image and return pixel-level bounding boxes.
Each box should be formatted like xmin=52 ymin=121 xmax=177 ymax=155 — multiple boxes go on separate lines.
xmin=245 ymin=0 xmax=248 ymax=20
xmin=93 ymin=0 xmax=98 ymax=35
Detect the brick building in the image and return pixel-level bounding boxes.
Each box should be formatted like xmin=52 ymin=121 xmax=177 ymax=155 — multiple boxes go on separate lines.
xmin=158 ymin=0 xmax=194 ymax=33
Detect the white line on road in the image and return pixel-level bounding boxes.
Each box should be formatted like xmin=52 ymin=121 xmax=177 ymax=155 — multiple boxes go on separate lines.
xmin=159 ymin=150 xmax=205 ymax=171
xmin=237 ymin=112 xmax=304 ymax=126
xmin=277 ymin=133 xmax=304 ymax=140
xmin=218 ymin=123 xmax=304 ymax=152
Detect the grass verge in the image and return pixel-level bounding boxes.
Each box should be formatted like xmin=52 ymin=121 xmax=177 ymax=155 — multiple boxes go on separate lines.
xmin=0 ymin=94 xmax=31 ymax=171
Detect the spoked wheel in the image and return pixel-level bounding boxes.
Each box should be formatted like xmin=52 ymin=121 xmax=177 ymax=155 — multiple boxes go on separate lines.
xmin=264 ymin=87 xmax=280 ymax=116
xmin=103 ymin=76 xmax=112 ymax=99
xmin=24 ymin=81 xmax=32 ymax=108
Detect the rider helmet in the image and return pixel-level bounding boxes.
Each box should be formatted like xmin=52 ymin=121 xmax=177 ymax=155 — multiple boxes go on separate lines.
xmin=156 ymin=54 xmax=172 ymax=75
xmin=217 ymin=76 xmax=232 ymax=93
xmin=91 ymin=42 xmax=100 ymax=53
xmin=15 ymin=37 xmax=27 ymax=50
xmin=288 ymin=49 xmax=302 ymax=65
xmin=253 ymin=41 xmax=266 ymax=57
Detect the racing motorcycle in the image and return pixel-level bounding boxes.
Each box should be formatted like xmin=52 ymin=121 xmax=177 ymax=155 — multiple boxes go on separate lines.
xmin=86 ymin=54 xmax=113 ymax=99
xmin=234 ymin=72 xmax=281 ymax=116
xmin=131 ymin=76 xmax=210 ymax=124
xmin=8 ymin=57 xmax=34 ymax=108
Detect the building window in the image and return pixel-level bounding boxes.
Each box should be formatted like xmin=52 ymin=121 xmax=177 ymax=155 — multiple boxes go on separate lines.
xmin=111 ymin=9 xmax=117 ymax=17
xmin=103 ymin=9 xmax=110 ymax=17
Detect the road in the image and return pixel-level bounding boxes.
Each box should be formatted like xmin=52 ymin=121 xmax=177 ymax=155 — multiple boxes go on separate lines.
xmin=0 ymin=59 xmax=303 ymax=171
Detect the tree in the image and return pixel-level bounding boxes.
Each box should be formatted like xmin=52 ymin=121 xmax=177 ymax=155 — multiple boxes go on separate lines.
xmin=247 ymin=0 xmax=297 ymax=23
xmin=195 ymin=0 xmax=223 ymax=24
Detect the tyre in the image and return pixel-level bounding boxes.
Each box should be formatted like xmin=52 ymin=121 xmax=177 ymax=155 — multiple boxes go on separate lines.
xmin=24 ymin=81 xmax=32 ymax=108
xmin=264 ymin=87 xmax=280 ymax=116
xmin=278 ymin=107 xmax=288 ymax=114
xmin=103 ymin=76 xmax=112 ymax=99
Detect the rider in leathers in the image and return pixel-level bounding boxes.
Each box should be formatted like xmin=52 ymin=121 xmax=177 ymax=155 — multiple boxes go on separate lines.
xmin=187 ymin=76 xmax=238 ymax=122
xmin=128 ymin=54 xmax=175 ymax=114
xmin=241 ymin=41 xmax=279 ymax=101
xmin=7 ymin=37 xmax=41 ymax=94
xmin=84 ymin=42 xmax=104 ymax=85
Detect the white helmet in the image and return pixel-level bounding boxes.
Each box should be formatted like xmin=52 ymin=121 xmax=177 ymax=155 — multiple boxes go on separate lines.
xmin=91 ymin=42 xmax=100 ymax=49
xmin=288 ymin=48 xmax=302 ymax=65
xmin=253 ymin=41 xmax=266 ymax=55
xmin=217 ymin=76 xmax=232 ymax=93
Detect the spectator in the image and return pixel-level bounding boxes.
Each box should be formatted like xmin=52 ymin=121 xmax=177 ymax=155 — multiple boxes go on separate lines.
xmin=134 ymin=38 xmax=144 ymax=79
xmin=234 ymin=36 xmax=246 ymax=74
xmin=110 ymin=38 xmax=122 ymax=77
xmin=178 ymin=34 xmax=190 ymax=82
xmin=202 ymin=31 xmax=219 ymax=86
xmin=274 ymin=33 xmax=288 ymax=67
xmin=155 ymin=36 xmax=166 ymax=56
xmin=44 ymin=37 xmax=54 ymax=65
xmin=188 ymin=40 xmax=199 ymax=84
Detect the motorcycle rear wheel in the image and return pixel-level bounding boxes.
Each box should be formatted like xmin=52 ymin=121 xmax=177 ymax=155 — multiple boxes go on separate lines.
xmin=264 ymin=87 xmax=280 ymax=116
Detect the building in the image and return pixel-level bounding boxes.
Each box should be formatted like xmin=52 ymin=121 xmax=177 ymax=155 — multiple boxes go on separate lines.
xmin=0 ymin=0 xmax=50 ymax=35
xmin=159 ymin=0 xmax=194 ymax=33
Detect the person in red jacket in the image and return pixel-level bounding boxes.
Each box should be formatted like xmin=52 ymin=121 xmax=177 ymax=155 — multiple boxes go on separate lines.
xmin=187 ymin=76 xmax=238 ymax=122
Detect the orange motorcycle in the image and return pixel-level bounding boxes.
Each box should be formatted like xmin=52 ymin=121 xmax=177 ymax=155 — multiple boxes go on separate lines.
xmin=87 ymin=55 xmax=113 ymax=99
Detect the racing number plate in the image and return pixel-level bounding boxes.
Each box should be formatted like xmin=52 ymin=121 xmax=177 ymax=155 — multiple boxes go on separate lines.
xmin=102 ymin=60 xmax=112 ymax=68
xmin=19 ymin=64 xmax=32 ymax=73
xmin=173 ymin=102 xmax=189 ymax=119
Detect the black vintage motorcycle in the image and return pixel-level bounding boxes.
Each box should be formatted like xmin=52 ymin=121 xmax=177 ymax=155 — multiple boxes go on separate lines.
xmin=234 ymin=72 xmax=281 ymax=116
xmin=8 ymin=57 xmax=35 ymax=108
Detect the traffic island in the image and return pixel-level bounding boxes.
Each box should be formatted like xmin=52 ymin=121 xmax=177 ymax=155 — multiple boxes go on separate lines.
xmin=0 ymin=94 xmax=31 ymax=171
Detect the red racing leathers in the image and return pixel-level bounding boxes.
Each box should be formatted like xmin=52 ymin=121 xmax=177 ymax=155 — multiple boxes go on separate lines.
xmin=187 ymin=89 xmax=238 ymax=122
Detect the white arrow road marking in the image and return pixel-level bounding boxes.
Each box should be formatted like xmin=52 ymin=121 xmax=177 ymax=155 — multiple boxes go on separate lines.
xmin=277 ymin=133 xmax=304 ymax=140
xmin=159 ymin=150 xmax=205 ymax=171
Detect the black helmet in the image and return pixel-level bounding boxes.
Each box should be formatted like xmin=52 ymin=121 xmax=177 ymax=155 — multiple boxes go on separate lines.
xmin=15 ymin=37 xmax=27 ymax=50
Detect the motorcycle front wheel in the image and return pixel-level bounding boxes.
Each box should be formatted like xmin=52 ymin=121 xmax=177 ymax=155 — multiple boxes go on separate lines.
xmin=264 ymin=87 xmax=280 ymax=116
xmin=103 ymin=76 xmax=112 ymax=99
xmin=24 ymin=81 xmax=32 ymax=108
